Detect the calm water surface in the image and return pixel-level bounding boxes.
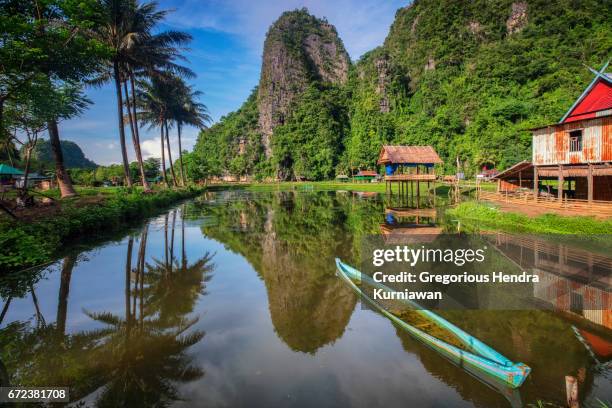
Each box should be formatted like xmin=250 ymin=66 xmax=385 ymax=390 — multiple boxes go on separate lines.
xmin=1 ymin=190 xmax=610 ymax=407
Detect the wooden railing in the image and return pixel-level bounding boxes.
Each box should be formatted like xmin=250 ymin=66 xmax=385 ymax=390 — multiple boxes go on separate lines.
xmin=385 ymin=174 xmax=436 ymax=181
xmin=478 ymin=191 xmax=612 ymax=217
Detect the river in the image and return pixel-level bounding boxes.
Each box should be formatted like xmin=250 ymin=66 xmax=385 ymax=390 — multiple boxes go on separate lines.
xmin=0 ymin=189 xmax=610 ymax=407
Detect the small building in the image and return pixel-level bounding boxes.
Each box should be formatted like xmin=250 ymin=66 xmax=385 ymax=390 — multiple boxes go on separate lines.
xmin=476 ymin=168 xmax=499 ymax=181
xmin=377 ymin=145 xmax=442 ymax=197
xmin=354 ymin=170 xmax=378 ymax=182
xmin=15 ymin=172 xmax=53 ymax=189
xmin=530 ymin=63 xmax=612 ymax=201
xmin=0 ymin=164 xmax=23 ymax=187
xmin=335 ymin=174 xmax=349 ymax=183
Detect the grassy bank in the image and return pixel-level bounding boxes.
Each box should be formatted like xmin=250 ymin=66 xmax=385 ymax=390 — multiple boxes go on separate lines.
xmin=0 ymin=187 xmax=204 ymax=272
xmin=447 ymin=201 xmax=612 ymax=234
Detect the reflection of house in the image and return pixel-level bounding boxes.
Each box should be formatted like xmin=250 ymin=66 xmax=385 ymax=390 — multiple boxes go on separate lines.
xmin=487 ymin=232 xmax=612 ymax=330
xmin=494 ymin=64 xmax=612 ymax=202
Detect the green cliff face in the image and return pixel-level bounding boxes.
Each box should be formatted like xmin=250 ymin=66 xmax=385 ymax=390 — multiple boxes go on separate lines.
xmin=189 ymin=1 xmax=611 ymax=181
xmin=28 ymin=139 xmax=97 ymax=169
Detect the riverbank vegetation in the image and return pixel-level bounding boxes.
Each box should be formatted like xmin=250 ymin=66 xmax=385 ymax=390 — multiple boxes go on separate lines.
xmin=447 ymin=201 xmax=612 ymax=234
xmin=0 ymin=187 xmax=202 ymax=272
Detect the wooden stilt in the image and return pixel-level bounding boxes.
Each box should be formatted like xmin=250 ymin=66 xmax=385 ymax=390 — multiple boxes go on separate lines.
xmin=587 ymin=164 xmax=593 ymax=203
xmin=558 ymin=165 xmax=564 ymax=202
xmin=416 ymin=166 xmax=420 ymax=197
xmin=533 ymin=166 xmax=539 ymax=198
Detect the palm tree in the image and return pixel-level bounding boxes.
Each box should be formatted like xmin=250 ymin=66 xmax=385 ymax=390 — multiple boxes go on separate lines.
xmin=135 ymin=76 xmax=181 ymax=186
xmin=170 ymin=79 xmax=211 ymax=186
xmin=94 ymin=0 xmax=192 ymax=188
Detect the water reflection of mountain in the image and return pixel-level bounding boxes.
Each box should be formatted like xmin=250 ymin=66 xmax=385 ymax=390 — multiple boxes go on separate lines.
xmin=198 ymin=191 xmax=384 ymax=353
xmin=0 ymin=207 xmax=214 ymax=406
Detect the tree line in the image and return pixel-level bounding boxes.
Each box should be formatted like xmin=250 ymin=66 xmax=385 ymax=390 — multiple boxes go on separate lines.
xmin=0 ymin=0 xmax=210 ymax=202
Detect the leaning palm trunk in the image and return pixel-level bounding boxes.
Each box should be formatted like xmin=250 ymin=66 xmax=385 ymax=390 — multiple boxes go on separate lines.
xmin=177 ymin=122 xmax=185 ymax=186
xmin=48 ymin=119 xmax=77 ymax=197
xmin=123 ymin=79 xmax=151 ymax=192
xmin=164 ymin=120 xmax=178 ymax=187
xmin=160 ymin=123 xmax=169 ymax=187
xmin=113 ymin=60 xmax=133 ymax=188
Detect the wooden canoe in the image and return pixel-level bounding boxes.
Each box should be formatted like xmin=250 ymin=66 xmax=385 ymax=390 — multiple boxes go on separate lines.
xmin=335 ymin=258 xmax=531 ymax=389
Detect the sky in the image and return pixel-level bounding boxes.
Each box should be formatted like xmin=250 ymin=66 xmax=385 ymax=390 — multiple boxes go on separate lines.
xmin=59 ymin=0 xmax=408 ymax=165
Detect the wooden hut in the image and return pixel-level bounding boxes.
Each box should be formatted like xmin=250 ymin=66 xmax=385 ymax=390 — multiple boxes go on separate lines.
xmin=377 ymin=145 xmax=442 ymax=198
xmin=530 ymin=63 xmax=612 ymax=202
xmin=354 ymin=170 xmax=378 ymax=182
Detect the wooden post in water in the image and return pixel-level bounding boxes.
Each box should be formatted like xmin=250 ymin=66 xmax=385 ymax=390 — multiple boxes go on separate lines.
xmin=565 ymin=376 xmax=579 ymax=408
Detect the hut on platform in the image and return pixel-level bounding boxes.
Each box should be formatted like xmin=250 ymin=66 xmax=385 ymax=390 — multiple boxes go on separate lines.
xmin=377 ymin=145 xmax=442 ymax=198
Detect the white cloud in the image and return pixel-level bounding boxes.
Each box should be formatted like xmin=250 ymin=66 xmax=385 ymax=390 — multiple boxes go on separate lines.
xmin=168 ymin=0 xmax=408 ymax=60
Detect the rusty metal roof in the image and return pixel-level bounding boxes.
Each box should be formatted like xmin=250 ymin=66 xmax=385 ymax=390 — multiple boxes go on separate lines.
xmin=492 ymin=160 xmax=533 ymax=180
xmin=377 ymin=145 xmax=443 ymax=165
xmin=356 ymin=170 xmax=378 ymax=176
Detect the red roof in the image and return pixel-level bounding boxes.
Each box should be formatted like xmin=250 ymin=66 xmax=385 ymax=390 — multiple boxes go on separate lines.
xmin=377 ymin=145 xmax=443 ymax=165
xmin=356 ymin=170 xmax=378 ymax=176
xmin=563 ymin=78 xmax=612 ymax=123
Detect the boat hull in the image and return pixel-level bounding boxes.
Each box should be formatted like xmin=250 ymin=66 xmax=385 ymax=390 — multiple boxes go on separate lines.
xmin=335 ymin=258 xmax=531 ymax=389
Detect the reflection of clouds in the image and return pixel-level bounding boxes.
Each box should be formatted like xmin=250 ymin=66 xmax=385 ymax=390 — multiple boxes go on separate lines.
xmin=177 ymin=307 xmax=468 ymax=407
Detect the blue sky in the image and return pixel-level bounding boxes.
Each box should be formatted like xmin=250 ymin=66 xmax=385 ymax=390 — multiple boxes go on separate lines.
xmin=59 ymin=0 xmax=408 ymax=165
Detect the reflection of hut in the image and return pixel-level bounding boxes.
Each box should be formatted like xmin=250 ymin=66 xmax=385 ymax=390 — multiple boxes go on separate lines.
xmin=378 ymin=146 xmax=442 ymax=199
xmin=380 ymin=207 xmax=441 ymax=244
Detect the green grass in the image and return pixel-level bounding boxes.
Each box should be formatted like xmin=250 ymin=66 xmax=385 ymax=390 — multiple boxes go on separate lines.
xmin=447 ymin=201 xmax=612 ymax=234
xmin=0 ymin=186 xmax=204 ymax=272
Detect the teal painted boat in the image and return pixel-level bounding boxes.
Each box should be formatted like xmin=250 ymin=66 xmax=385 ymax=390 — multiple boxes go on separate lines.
xmin=335 ymin=258 xmax=531 ymax=389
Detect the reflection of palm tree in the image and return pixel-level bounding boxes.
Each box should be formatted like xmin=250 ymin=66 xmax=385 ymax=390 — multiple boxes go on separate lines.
xmin=55 ymin=254 xmax=78 ymax=335
xmin=145 ymin=209 xmax=214 ymax=326
xmin=84 ymin=310 xmax=204 ymax=407
xmin=80 ymin=215 xmax=214 ymax=406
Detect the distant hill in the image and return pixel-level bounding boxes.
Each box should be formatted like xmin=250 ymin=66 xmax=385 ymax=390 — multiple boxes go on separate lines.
xmin=29 ymin=139 xmax=97 ymax=169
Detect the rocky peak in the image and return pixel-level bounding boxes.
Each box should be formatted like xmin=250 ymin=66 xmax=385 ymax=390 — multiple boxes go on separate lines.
xmin=506 ymin=2 xmax=528 ymax=34
xmin=257 ymin=9 xmax=350 ymax=158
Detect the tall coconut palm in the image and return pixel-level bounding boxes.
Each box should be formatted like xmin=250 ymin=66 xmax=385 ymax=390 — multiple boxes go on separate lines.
xmin=171 ymin=79 xmax=211 ymax=186
xmin=94 ymin=0 xmax=192 ymax=189
xmin=135 ymin=76 xmax=177 ymax=186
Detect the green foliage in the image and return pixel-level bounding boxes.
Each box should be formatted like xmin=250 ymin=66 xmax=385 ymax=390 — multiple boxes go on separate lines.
xmin=0 ymin=187 xmax=203 ymax=272
xmin=272 ymin=83 xmax=349 ymax=180
xmin=191 ymin=1 xmax=611 ymax=180
xmin=190 ymin=89 xmax=261 ymax=180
